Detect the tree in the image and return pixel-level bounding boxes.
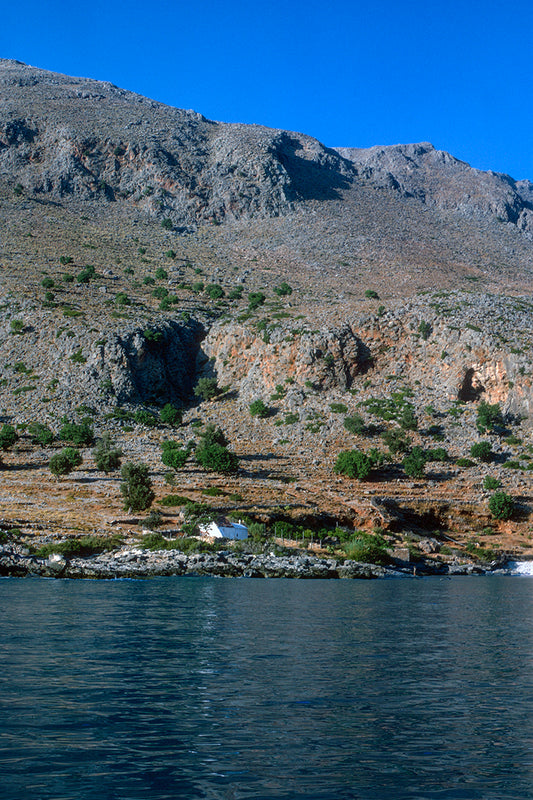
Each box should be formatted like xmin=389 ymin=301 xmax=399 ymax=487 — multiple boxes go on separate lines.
xmin=50 ymin=448 xmax=83 ymax=477
xmin=197 ymin=424 xmax=228 ymax=448
xmin=28 ymin=423 xmax=54 ymax=446
xmin=488 ymin=491 xmax=514 ymax=520
xmin=476 ymin=401 xmax=503 ymax=434
xmin=195 ymin=442 xmax=239 ymax=474
xmin=334 ymin=449 xmax=373 ymax=480
xmin=194 ymin=377 xmax=221 ymax=401
xmin=120 ymin=462 xmax=154 ymax=512
xmin=205 ymin=283 xmax=225 ymax=300
xmin=382 ymin=428 xmax=410 ymax=455
xmin=402 ymin=447 xmax=427 ymax=478
xmin=0 ymin=424 xmax=18 ymax=451
xmin=470 ymin=441 xmax=493 ymax=462
xmin=92 ymin=434 xmax=122 ymax=473
xmin=249 ymin=399 xmax=270 ymax=418
xmin=248 ymin=292 xmax=266 ymax=310
xmin=59 ymin=420 xmax=94 ymax=447
xmin=161 ymin=440 xmax=193 ymax=471
xmin=160 ymin=403 xmax=183 ymax=426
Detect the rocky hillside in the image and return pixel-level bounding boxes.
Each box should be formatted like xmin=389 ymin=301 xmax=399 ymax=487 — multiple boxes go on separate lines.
xmin=0 ymin=59 xmax=532 ymax=567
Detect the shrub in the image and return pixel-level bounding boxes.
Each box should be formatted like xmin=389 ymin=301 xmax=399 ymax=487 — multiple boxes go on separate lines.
xmin=274 ymin=282 xmax=293 ymax=296
xmin=418 ymin=321 xmax=432 ymax=340
xmin=343 ymin=415 xmax=366 ymax=435
xmin=60 ymin=256 xmax=73 ymax=266
xmin=488 ymin=491 xmax=514 ymax=520
xmin=382 ymin=428 xmax=410 ymax=454
xmin=161 ymin=218 xmax=172 ymax=230
xmin=10 ymin=319 xmax=24 ymax=334
xmin=195 ymin=442 xmax=239 ymax=474
xmin=470 ymin=441 xmax=493 ymax=462
xmin=120 ymin=462 xmax=154 ymax=512
xmin=77 ymin=265 xmax=96 ymax=283
xmin=134 ymin=409 xmax=159 ymax=427
xmin=161 ymin=440 xmax=193 ymax=471
xmin=41 ymin=277 xmax=54 ymax=289
xmin=198 ymin=424 xmax=228 ymax=448
xmin=343 ymin=532 xmax=390 ymax=564
xmin=28 ymin=423 xmax=54 ymax=446
xmin=194 ymin=377 xmax=221 ymax=401
xmin=59 ymin=420 xmax=94 ymax=447
xmin=248 ymin=292 xmax=266 ymax=310
xmin=456 ymin=457 xmax=475 ymax=467
xmin=402 ymin=447 xmax=427 ymax=478
xmin=92 ymin=434 xmax=122 ymax=473
xmin=228 ymin=287 xmax=243 ymax=301
xmin=334 ymin=449 xmax=373 ymax=480
xmin=143 ymin=276 xmax=155 ymax=285
xmin=192 ymin=281 xmax=204 ymax=293
xmin=330 ymin=403 xmax=348 ymax=414
xmin=50 ymin=447 xmax=83 ymax=477
xmin=426 ymin=447 xmax=448 ymax=462
xmin=160 ymin=403 xmax=183 ymax=426
xmin=476 ymin=401 xmax=503 ymax=434
xmin=152 ymin=287 xmax=169 ymax=299
xmin=483 ymin=476 xmax=501 ymax=491
xmin=165 ymin=250 xmax=176 ymax=259
xmin=206 ymin=283 xmax=225 ymax=300
xmin=0 ymin=424 xmax=18 ymax=451
xmin=364 ymin=289 xmax=379 ymax=299
xmin=155 ymin=267 xmax=168 ymax=280
xmin=249 ymin=399 xmax=270 ymax=418
xmin=115 ymin=292 xmax=131 ymax=307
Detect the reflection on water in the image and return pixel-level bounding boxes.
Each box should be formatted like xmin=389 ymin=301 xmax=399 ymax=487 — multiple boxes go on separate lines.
xmin=1 ymin=576 xmax=533 ymax=799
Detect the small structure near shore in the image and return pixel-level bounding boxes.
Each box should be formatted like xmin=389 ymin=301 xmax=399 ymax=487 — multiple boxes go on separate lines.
xmin=199 ymin=518 xmax=249 ymax=540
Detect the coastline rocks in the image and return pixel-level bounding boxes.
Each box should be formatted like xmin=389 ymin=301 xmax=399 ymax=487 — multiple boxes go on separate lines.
xmin=0 ymin=544 xmax=494 ymax=580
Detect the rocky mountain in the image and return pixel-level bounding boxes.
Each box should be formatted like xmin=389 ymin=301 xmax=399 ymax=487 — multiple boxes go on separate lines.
xmin=0 ymin=59 xmax=532 ymax=567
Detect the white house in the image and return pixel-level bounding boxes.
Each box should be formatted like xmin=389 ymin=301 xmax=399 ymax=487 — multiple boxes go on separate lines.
xmin=200 ymin=519 xmax=249 ymax=540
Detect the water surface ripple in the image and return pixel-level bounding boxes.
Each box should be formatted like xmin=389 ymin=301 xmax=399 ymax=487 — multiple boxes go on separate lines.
xmin=1 ymin=576 xmax=532 ymax=799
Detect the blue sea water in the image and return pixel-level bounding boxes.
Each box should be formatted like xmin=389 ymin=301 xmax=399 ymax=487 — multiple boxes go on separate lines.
xmin=1 ymin=576 xmax=532 ymax=800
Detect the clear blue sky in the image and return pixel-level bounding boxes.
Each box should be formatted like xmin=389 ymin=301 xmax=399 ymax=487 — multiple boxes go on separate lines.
xmin=2 ymin=0 xmax=532 ymax=180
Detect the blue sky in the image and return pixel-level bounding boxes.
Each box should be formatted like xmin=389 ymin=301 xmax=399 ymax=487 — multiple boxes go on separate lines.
xmin=2 ymin=0 xmax=532 ymax=180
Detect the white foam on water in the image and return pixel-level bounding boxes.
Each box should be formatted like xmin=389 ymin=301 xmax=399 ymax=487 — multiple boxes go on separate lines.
xmin=507 ymin=561 xmax=533 ymax=575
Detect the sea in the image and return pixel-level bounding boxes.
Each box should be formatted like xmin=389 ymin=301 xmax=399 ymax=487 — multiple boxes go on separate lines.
xmin=1 ymin=574 xmax=532 ymax=800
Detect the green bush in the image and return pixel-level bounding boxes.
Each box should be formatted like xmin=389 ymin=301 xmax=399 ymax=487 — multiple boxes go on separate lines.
xmin=161 ymin=218 xmax=172 ymax=230
xmin=426 ymin=447 xmax=448 ymax=462
xmin=488 ymin=491 xmax=514 ymax=520
xmin=476 ymin=401 xmax=503 ymax=434
xmin=161 ymin=440 xmax=193 ymax=471
xmin=115 ymin=292 xmax=131 ymax=307
xmin=483 ymin=476 xmax=501 ymax=491
xmin=456 ymin=457 xmax=475 ymax=468
xmin=343 ymin=415 xmax=366 ymax=435
xmin=50 ymin=447 xmax=83 ymax=477
xmin=10 ymin=319 xmax=24 ymax=334
xmin=152 ymin=286 xmax=169 ymax=299
xmin=364 ymin=289 xmax=379 ymax=299
xmin=155 ymin=267 xmax=168 ymax=280
xmin=134 ymin=408 xmax=158 ymax=427
xmin=92 ymin=434 xmax=122 ymax=473
xmin=228 ymin=287 xmax=243 ymax=301
xmin=343 ymin=532 xmax=390 ymax=564
xmin=334 ymin=449 xmax=373 ymax=480
xmin=160 ymin=403 xmax=183 ymax=426
xmin=35 ymin=534 xmax=123 ymax=559
xmin=143 ymin=276 xmax=155 ymax=285
xmin=248 ymin=292 xmax=266 ymax=310
xmin=194 ymin=377 xmax=221 ymax=401
xmin=402 ymin=447 xmax=427 ymax=478
xmin=28 ymin=423 xmax=54 ymax=446
xmin=0 ymin=424 xmax=18 ymax=451
xmin=120 ymin=462 xmax=154 ymax=512
xmin=59 ymin=420 xmax=94 ymax=447
xmin=274 ymin=282 xmax=293 ymax=296
xmin=330 ymin=403 xmax=348 ymax=414
xmin=249 ymin=399 xmax=270 ymax=418
xmin=41 ymin=277 xmax=54 ymax=289
xmin=196 ymin=442 xmax=239 ymax=474
xmin=418 ymin=321 xmax=432 ymax=340
xmin=382 ymin=428 xmax=410 ymax=455
xmin=206 ymin=283 xmax=225 ymax=300
xmin=470 ymin=441 xmax=493 ymax=462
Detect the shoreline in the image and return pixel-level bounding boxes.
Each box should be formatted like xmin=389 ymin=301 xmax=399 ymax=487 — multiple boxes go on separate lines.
xmin=0 ymin=543 xmax=512 ymax=580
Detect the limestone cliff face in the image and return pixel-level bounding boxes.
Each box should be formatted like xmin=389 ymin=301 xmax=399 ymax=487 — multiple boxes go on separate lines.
xmin=202 ymin=321 xmax=366 ymax=401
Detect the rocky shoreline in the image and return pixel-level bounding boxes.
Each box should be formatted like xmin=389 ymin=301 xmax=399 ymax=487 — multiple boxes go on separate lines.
xmin=0 ymin=543 xmax=505 ymax=580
